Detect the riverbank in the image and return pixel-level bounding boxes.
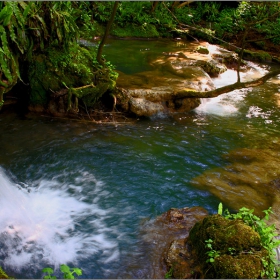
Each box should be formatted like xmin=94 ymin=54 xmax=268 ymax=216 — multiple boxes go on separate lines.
xmin=2 ymin=35 xmax=279 ymax=123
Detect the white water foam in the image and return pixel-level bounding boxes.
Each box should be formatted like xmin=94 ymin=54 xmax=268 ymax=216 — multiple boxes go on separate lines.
xmin=0 ymin=168 xmax=119 ymax=275
xmin=194 ymin=61 xmax=270 ymax=116
xmin=195 ymin=89 xmax=248 ymax=116
xmin=246 ymin=105 xmax=272 ymax=123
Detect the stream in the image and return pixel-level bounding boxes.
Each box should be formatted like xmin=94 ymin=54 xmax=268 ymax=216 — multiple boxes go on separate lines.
xmin=0 ymin=39 xmax=280 ymax=278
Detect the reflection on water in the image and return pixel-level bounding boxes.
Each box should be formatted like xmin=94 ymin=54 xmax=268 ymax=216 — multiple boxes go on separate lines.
xmin=1 ymin=40 xmax=280 ymax=278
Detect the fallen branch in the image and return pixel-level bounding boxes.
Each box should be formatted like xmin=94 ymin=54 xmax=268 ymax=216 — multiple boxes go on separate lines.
xmin=173 ymin=68 xmax=280 ymax=99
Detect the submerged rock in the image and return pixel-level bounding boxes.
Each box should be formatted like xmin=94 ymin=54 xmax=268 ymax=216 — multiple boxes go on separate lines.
xmin=191 ymin=141 xmax=280 ymax=231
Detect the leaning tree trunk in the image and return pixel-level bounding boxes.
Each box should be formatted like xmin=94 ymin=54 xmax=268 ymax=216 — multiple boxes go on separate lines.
xmin=172 ymin=68 xmax=280 ymax=99
xmin=96 ymin=1 xmax=119 ymax=65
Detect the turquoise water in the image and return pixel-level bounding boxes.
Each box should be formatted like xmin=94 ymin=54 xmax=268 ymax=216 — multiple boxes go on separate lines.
xmin=0 ymin=40 xmax=280 ymax=278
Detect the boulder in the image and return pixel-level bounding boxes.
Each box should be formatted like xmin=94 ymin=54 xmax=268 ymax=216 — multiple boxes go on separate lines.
xmin=187 ymin=214 xmax=269 ymax=279
xmin=139 ymin=206 xmax=208 ymax=278
xmin=196 ymin=46 xmax=210 ymax=55
xmin=115 ymin=64 xmax=214 ymax=117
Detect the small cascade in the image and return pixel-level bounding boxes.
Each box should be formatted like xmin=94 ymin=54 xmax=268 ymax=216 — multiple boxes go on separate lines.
xmin=195 ymin=94 xmax=240 ymax=116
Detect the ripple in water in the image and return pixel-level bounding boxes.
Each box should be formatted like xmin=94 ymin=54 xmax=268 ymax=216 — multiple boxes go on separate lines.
xmin=0 ymin=168 xmax=119 ymax=278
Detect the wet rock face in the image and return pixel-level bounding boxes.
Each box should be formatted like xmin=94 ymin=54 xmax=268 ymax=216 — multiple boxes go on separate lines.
xmin=115 ymin=43 xmax=241 ymax=117
xmin=140 ymin=206 xmax=208 ymax=278
xmin=187 ymin=214 xmax=268 ymax=279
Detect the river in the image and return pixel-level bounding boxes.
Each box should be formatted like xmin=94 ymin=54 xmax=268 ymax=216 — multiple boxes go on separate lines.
xmin=0 ymin=39 xmax=280 ymax=278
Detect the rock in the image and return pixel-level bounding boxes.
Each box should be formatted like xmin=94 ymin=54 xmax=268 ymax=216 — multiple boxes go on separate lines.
xmin=165 ymin=239 xmax=195 ymax=279
xmin=187 ymin=214 xmax=269 ymax=279
xmin=115 ymin=64 xmax=214 ymax=117
xmin=129 ymin=97 xmax=165 ymax=116
xmin=196 ymin=46 xmax=210 ymax=55
xmin=191 ymin=141 xmax=280 ymax=231
xmin=139 ymin=206 xmax=208 ymax=278
xmin=114 ymin=43 xmax=256 ymax=117
xmin=194 ymin=59 xmax=227 ymax=77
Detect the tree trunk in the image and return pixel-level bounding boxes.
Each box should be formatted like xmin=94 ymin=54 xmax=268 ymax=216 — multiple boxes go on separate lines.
xmin=96 ymin=1 xmax=119 ymax=65
xmin=172 ymin=68 xmax=280 ymax=99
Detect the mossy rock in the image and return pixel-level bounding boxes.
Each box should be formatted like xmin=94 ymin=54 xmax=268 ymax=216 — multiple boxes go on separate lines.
xmin=195 ymin=60 xmax=227 ymax=77
xmin=241 ymin=49 xmax=272 ymax=63
xmin=196 ymin=46 xmax=209 ymax=55
xmin=211 ymin=252 xmax=268 ymax=279
xmin=188 ymin=214 xmax=269 ymax=279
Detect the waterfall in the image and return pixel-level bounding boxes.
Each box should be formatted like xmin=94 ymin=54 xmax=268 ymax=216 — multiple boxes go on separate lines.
xmin=194 ymin=90 xmax=247 ymax=116
xmin=0 ymin=168 xmax=119 ymax=277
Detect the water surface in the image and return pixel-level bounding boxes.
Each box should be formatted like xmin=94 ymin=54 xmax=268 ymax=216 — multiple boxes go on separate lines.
xmin=0 ymin=39 xmax=280 ymax=278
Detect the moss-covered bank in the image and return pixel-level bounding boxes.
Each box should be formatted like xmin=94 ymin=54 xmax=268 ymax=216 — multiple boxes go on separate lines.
xmin=27 ymin=43 xmax=118 ymax=115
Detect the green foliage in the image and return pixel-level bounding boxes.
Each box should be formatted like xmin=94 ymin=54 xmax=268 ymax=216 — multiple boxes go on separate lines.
xmin=92 ymin=2 xmax=174 ymax=38
xmin=221 ymin=204 xmax=280 ymax=278
xmin=42 ymin=264 xmax=82 ymax=279
xmin=28 ymin=43 xmax=118 ymax=109
xmin=0 ymin=266 xmax=9 ymax=279
xmin=0 ymin=1 xmax=80 ymax=99
xmin=217 ymin=202 xmax=223 ymax=215
xmin=42 ymin=268 xmax=57 ymax=279
xmin=164 ymin=267 xmax=173 ymax=279
xmin=205 ymin=239 xmax=220 ymax=263
xmin=195 ymin=2 xmax=222 ymax=22
xmin=93 ymin=2 xmax=114 ymax=23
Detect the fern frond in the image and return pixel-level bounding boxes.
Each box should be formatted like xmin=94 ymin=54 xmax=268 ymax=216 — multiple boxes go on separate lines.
xmin=34 ymin=14 xmax=48 ymax=40
xmin=0 ymin=51 xmax=12 ymax=83
xmin=0 ymin=5 xmax=12 ymax=23
xmin=11 ymin=2 xmax=25 ymax=28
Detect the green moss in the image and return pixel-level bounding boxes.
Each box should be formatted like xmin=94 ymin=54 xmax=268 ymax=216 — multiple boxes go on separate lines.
xmin=188 ymin=214 xmax=269 ymax=279
xmin=196 ymin=46 xmax=209 ymax=54
xmin=240 ymin=49 xmax=272 ymax=62
xmin=110 ymin=23 xmax=160 ymax=38
xmin=212 ymin=252 xmax=267 ymax=279
xmin=28 ymin=43 xmax=118 ymax=108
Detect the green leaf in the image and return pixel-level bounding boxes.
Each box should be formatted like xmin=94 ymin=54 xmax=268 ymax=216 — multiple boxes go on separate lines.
xmin=72 ymin=268 xmax=82 ymax=276
xmin=2 ymin=6 xmax=13 ymax=26
xmin=60 ymin=264 xmax=71 ymax=274
xmin=0 ymin=5 xmax=10 ymax=22
xmin=218 ymin=202 xmax=223 ymax=215
xmin=42 ymin=268 xmax=54 ymax=274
